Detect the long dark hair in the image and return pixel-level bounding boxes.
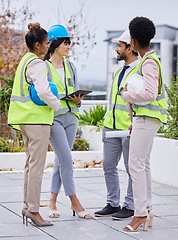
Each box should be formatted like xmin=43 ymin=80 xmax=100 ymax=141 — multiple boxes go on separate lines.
xmin=43 ymin=37 xmax=71 ymax=60
xmin=25 ymin=23 xmax=48 ymax=51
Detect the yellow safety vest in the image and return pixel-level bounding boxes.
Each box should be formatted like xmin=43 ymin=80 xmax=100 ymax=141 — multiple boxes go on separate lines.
xmin=131 ymin=52 xmax=167 ymax=123
xmin=45 ymin=60 xmax=79 ymax=118
xmin=8 ymin=52 xmax=54 ymax=130
xmin=104 ymin=67 xmax=135 ymax=130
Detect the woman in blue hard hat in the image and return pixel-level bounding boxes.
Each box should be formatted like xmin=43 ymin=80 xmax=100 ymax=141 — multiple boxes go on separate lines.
xmin=8 ymin=23 xmax=61 ymax=227
xmin=44 ymin=24 xmax=92 ymax=219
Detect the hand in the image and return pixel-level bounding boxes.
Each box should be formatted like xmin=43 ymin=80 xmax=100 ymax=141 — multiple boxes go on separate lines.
xmin=127 ymin=124 xmax=133 ymax=138
xmin=121 ymin=83 xmax=128 ymax=94
xmin=65 ymin=93 xmax=84 ymax=105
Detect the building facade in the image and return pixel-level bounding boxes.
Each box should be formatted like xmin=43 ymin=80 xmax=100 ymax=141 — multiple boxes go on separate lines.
xmin=105 ymin=25 xmax=178 ymax=99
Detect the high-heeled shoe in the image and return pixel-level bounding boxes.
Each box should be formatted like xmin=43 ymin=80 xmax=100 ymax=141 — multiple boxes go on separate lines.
xmin=148 ymin=210 xmax=154 ymax=227
xmin=22 ymin=208 xmax=27 ymax=224
xmin=49 ymin=209 xmax=59 ymax=218
xmin=123 ymin=216 xmax=150 ymax=232
xmin=25 ymin=210 xmax=53 ymax=227
xmin=71 ymin=207 xmax=92 ymax=219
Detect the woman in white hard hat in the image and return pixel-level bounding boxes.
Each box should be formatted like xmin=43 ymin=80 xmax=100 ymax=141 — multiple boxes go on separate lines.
xmin=44 ymin=24 xmax=92 ymax=219
xmin=121 ymin=17 xmax=167 ymax=232
xmin=8 ymin=23 xmax=61 ymax=227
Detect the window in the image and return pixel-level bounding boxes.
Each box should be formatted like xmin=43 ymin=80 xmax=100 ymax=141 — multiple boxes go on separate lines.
xmin=150 ymin=42 xmax=160 ymax=55
xmin=112 ymin=58 xmax=118 ymax=64
xmin=172 ymin=45 xmax=178 ymax=79
xmin=173 ymin=45 xmax=177 ymax=57
xmin=172 ymin=59 xmax=177 ymax=73
xmin=112 ymin=42 xmax=118 ymax=49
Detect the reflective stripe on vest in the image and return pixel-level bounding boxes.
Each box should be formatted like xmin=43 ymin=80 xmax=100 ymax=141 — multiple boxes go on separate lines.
xmin=45 ymin=60 xmax=79 ymax=117
xmin=131 ymin=52 xmax=167 ymax=123
xmin=104 ymin=67 xmax=134 ymax=130
xmin=10 ymin=54 xmax=35 ymax=102
xmin=133 ymin=103 xmax=167 ymax=114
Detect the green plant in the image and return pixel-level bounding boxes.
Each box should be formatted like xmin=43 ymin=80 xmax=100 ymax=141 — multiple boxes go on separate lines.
xmin=164 ymin=76 xmax=178 ymax=140
xmin=79 ymin=104 xmax=107 ymax=132
xmin=0 ymin=76 xmax=13 ymax=118
xmin=0 ymin=137 xmax=8 ymax=152
xmin=0 ymin=136 xmax=25 ymax=152
xmin=157 ymin=124 xmax=166 ymax=134
xmin=72 ymin=138 xmax=89 ymax=151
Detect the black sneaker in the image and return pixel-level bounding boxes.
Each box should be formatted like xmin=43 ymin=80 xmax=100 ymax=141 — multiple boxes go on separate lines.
xmin=94 ymin=204 xmax=120 ymax=217
xmin=112 ymin=207 xmax=134 ymax=220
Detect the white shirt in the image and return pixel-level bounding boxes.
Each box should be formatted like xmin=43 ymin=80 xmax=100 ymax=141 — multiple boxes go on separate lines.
xmin=26 ymin=58 xmax=61 ymax=112
xmin=120 ymin=59 xmax=140 ymax=88
xmin=55 ymin=68 xmax=65 ymax=86
xmin=105 ymin=59 xmax=139 ymax=117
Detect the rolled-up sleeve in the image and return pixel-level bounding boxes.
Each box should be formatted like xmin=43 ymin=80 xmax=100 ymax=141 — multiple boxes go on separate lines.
xmin=26 ymin=59 xmax=61 ymax=111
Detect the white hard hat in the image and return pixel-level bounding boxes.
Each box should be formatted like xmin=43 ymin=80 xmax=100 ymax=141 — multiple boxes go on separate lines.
xmin=126 ymin=73 xmax=150 ymax=105
xmin=118 ymin=29 xmax=130 ymax=45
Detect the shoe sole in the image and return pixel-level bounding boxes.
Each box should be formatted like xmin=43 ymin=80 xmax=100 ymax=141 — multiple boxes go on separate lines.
xmin=112 ymin=215 xmax=134 ymax=220
xmin=94 ymin=213 xmax=117 ymax=217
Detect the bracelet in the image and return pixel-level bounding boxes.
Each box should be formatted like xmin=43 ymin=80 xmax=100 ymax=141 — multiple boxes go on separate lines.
xmin=77 ymin=102 xmax=81 ymax=107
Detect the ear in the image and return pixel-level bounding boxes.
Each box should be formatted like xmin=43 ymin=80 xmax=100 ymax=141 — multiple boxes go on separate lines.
xmin=130 ymin=38 xmax=135 ymax=48
xmin=34 ymin=42 xmax=40 ymax=51
xmin=126 ymin=45 xmax=132 ymax=54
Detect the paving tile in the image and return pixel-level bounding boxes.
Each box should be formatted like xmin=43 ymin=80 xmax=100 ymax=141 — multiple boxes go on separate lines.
xmin=152 ymin=193 xmax=178 ymax=205
xmin=0 ymin=236 xmax=54 ymax=240
xmin=152 ymin=185 xmax=178 ymax=196
xmin=42 ymin=219 xmax=135 ymax=240
xmin=0 ymin=169 xmax=178 ymax=240
xmin=0 ymin=171 xmax=24 ymax=180
xmin=154 ymin=204 xmax=178 ymax=217
xmin=0 ymin=222 xmax=43 ymax=238
xmin=160 ymin=215 xmax=178 ymax=225
xmin=0 ymin=185 xmax=23 ymax=203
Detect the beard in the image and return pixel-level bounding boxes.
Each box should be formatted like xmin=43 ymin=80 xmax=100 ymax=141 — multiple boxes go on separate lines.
xmin=117 ymin=55 xmax=124 ymax=61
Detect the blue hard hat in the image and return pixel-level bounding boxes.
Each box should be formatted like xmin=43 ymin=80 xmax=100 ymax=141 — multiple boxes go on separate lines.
xmin=48 ymin=25 xmax=71 ymax=41
xmin=29 ymin=80 xmax=58 ymax=106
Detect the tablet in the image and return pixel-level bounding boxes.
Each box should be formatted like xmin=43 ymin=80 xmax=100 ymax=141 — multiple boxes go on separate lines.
xmin=60 ymin=90 xmax=92 ymax=100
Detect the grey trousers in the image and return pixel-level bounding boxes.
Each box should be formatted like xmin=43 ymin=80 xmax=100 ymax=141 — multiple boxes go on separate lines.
xmin=129 ymin=117 xmax=161 ymax=216
xmin=20 ymin=125 xmax=50 ymax=212
xmin=102 ymin=127 xmax=134 ymax=210
xmin=50 ymin=112 xmax=79 ymax=196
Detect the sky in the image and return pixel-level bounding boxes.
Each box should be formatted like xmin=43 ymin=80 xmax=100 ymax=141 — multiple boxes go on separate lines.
xmin=14 ymin=0 xmax=178 ymax=84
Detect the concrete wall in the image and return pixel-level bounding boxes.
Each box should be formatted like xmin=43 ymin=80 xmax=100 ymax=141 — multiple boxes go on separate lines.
xmin=80 ymin=126 xmax=178 ymax=187
xmin=0 ymin=134 xmax=177 ymax=188
xmin=0 ymin=102 xmax=177 ymax=187
xmin=111 ymin=136 xmax=178 ymax=188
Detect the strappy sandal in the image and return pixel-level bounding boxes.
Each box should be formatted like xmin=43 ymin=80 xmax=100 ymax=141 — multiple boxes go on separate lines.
xmin=123 ymin=216 xmax=149 ymax=232
xmin=49 ymin=209 xmax=59 ymax=218
xmin=71 ymin=208 xmax=92 ymax=219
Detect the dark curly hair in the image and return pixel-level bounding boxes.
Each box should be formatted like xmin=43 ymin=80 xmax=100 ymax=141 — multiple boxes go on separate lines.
xmin=129 ymin=17 xmax=156 ymax=48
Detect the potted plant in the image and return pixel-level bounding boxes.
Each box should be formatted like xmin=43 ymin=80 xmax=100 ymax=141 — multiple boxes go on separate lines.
xmin=79 ymin=104 xmax=107 ymax=151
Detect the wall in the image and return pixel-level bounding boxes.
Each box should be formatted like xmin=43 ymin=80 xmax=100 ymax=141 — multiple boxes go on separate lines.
xmin=0 ymin=136 xmax=177 ymax=187
xmin=115 ymin=137 xmax=178 ymax=188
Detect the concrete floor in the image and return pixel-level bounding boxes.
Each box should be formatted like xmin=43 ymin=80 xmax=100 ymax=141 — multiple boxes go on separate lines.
xmin=0 ymin=168 xmax=178 ymax=240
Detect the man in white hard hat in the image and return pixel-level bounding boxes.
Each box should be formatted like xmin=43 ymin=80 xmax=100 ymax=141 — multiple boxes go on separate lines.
xmin=94 ymin=30 xmax=139 ymax=220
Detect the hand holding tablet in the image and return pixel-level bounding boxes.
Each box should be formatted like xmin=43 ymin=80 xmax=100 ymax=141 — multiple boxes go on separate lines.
xmin=60 ymin=90 xmax=92 ymax=100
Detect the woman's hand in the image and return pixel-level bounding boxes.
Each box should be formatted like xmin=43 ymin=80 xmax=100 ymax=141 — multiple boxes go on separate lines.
xmin=127 ymin=124 xmax=133 ymax=138
xmin=65 ymin=93 xmax=84 ymax=105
